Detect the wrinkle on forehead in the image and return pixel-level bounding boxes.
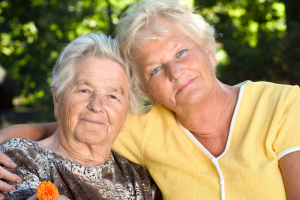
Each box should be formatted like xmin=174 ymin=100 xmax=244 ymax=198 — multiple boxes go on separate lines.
xmin=136 ymin=34 xmax=182 ymax=67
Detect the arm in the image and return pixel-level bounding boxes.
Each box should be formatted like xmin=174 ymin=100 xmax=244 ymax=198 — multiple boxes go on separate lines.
xmin=0 ymin=122 xmax=57 ymax=144
xmin=279 ymin=151 xmax=300 ymax=200
xmin=0 ymin=122 xmax=57 ymax=196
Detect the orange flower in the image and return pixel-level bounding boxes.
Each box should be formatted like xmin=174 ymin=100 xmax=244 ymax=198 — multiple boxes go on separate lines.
xmin=37 ymin=181 xmax=59 ymax=200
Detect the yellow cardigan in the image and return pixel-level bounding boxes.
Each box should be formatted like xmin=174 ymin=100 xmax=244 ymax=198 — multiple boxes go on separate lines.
xmin=113 ymin=81 xmax=300 ymax=200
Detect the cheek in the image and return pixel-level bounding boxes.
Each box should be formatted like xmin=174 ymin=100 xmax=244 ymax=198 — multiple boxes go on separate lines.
xmin=107 ymin=107 xmax=129 ymax=126
xmin=61 ymin=101 xmax=82 ymax=130
xmin=148 ymin=78 xmax=169 ymax=96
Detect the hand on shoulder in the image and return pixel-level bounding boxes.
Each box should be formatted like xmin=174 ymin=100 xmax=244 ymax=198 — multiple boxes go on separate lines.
xmin=0 ymin=151 xmax=22 ymax=198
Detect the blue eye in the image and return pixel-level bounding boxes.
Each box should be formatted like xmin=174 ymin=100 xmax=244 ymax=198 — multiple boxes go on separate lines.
xmin=176 ymin=49 xmax=188 ymax=58
xmin=151 ymin=67 xmax=161 ymax=76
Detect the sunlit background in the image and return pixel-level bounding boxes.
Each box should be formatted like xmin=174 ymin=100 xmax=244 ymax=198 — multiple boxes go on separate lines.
xmin=0 ymin=0 xmax=299 ymax=127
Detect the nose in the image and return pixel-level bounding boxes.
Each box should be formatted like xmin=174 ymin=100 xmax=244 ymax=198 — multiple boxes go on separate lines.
xmin=87 ymin=94 xmax=105 ymax=113
xmin=167 ymin=62 xmax=185 ymax=82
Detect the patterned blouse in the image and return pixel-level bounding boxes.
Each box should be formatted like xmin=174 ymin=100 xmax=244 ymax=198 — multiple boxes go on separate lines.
xmin=0 ymin=139 xmax=161 ymax=200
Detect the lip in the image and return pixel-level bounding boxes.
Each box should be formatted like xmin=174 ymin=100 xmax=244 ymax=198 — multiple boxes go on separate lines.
xmin=177 ymin=77 xmax=196 ymax=93
xmin=81 ymin=118 xmax=105 ymax=125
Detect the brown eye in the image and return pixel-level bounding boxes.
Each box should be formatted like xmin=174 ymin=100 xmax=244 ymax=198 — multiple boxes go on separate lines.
xmin=80 ymin=89 xmax=89 ymax=93
xmin=109 ymin=95 xmax=117 ymax=99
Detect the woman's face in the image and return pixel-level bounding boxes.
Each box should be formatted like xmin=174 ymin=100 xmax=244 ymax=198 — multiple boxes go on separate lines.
xmin=132 ymin=27 xmax=217 ymax=112
xmin=53 ymin=57 xmax=131 ymax=147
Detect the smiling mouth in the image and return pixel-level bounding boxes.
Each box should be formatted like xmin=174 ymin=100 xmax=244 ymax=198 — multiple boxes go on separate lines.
xmin=81 ymin=118 xmax=105 ymax=125
xmin=177 ymin=78 xmax=196 ymax=92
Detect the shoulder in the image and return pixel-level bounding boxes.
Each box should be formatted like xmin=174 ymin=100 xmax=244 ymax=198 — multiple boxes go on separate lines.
xmin=113 ymin=104 xmax=179 ymax=164
xmin=0 ymin=138 xmax=37 ymax=152
xmin=235 ymin=81 xmax=300 ymax=131
xmin=243 ymin=81 xmax=299 ymax=94
xmin=0 ymin=138 xmax=52 ymax=166
xmin=112 ymin=150 xmax=149 ymax=175
xmin=241 ymin=81 xmax=300 ymax=103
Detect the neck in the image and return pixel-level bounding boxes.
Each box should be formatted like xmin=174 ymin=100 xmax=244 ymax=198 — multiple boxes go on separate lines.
xmin=38 ymin=130 xmax=111 ymax=166
xmin=176 ymin=81 xmax=240 ymax=157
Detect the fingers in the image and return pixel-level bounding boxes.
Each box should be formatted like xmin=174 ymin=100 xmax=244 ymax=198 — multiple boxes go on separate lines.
xmin=0 ymin=179 xmax=16 ymax=193
xmin=0 ymin=160 xmax=20 ymax=200
xmin=27 ymin=194 xmax=38 ymax=200
xmin=0 ymin=165 xmax=22 ymax=193
xmin=0 ymin=152 xmax=17 ymax=169
xmin=0 ymin=192 xmax=5 ymax=200
xmin=0 ymin=152 xmax=22 ymax=198
xmin=0 ymin=166 xmax=22 ymax=184
xmin=0 ymin=151 xmax=22 ymax=186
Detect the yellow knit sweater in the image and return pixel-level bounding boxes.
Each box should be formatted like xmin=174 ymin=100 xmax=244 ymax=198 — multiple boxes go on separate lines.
xmin=113 ymin=81 xmax=300 ymax=200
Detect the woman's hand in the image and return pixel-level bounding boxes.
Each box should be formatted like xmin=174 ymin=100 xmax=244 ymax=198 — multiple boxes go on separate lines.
xmin=0 ymin=151 xmax=22 ymax=199
xmin=56 ymin=195 xmax=71 ymax=200
xmin=27 ymin=194 xmax=71 ymax=200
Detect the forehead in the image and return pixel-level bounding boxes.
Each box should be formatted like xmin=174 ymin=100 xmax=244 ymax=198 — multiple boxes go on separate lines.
xmin=74 ymin=56 xmax=130 ymax=91
xmin=141 ymin=24 xmax=197 ymax=50
xmin=133 ymin=29 xmax=197 ymax=63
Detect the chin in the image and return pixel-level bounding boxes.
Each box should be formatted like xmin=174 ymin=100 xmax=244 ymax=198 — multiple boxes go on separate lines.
xmin=82 ymin=135 xmax=109 ymax=145
xmin=74 ymin=129 xmax=105 ymax=142
xmin=178 ymin=90 xmax=206 ymax=106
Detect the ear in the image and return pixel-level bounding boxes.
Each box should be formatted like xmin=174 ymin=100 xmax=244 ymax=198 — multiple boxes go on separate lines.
xmin=52 ymin=87 xmax=59 ymax=117
xmin=206 ymin=48 xmax=217 ymax=68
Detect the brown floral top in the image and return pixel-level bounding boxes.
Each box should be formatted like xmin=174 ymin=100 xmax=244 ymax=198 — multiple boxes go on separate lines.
xmin=0 ymin=139 xmax=161 ymax=200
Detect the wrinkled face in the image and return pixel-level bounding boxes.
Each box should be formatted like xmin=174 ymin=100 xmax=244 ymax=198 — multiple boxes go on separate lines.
xmin=53 ymin=57 xmax=131 ymax=146
xmin=132 ymin=26 xmax=217 ymax=112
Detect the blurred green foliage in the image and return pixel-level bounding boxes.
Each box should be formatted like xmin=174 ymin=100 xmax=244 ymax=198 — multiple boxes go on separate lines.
xmin=0 ymin=0 xmax=135 ymax=117
xmin=195 ymin=0 xmax=300 ymax=85
xmin=0 ymin=0 xmax=299 ymax=123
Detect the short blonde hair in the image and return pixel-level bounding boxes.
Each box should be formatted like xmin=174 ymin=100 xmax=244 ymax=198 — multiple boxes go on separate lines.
xmin=117 ymin=0 xmax=215 ymax=93
xmin=51 ymin=33 xmax=142 ymax=114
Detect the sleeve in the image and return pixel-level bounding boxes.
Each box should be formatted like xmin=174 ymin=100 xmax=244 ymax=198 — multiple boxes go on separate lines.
xmin=273 ymin=85 xmax=300 ymax=160
xmin=0 ymin=143 xmax=41 ymax=200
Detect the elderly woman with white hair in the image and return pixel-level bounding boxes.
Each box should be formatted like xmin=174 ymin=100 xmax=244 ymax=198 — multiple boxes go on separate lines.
xmin=0 ymin=0 xmax=300 ymax=199
xmin=0 ymin=33 xmax=161 ymax=200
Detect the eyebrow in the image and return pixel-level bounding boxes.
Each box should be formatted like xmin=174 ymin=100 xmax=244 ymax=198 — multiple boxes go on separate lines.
xmin=76 ymin=80 xmax=125 ymax=96
xmin=76 ymin=80 xmax=93 ymax=87
xmin=144 ymin=61 xmax=161 ymax=68
xmin=107 ymin=85 xmax=125 ymax=96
